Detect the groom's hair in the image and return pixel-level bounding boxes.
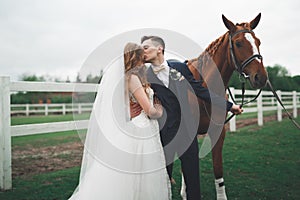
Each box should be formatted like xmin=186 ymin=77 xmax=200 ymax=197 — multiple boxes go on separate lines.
xmin=141 ymin=35 xmax=165 ymax=54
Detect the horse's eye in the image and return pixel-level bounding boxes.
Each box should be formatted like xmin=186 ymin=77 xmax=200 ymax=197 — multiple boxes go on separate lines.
xmin=235 ymin=41 xmax=242 ymax=48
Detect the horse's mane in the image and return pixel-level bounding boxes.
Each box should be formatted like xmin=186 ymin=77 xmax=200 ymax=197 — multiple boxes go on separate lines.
xmin=195 ymin=22 xmax=250 ymax=70
xmin=193 ymin=32 xmax=228 ymax=70
xmin=204 ymin=34 xmax=227 ymax=57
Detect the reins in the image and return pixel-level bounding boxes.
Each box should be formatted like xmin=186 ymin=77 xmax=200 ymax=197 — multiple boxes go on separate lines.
xmin=266 ymin=80 xmax=300 ymax=129
xmin=225 ymin=78 xmax=300 ymax=130
xmin=224 ymin=78 xmax=262 ymax=124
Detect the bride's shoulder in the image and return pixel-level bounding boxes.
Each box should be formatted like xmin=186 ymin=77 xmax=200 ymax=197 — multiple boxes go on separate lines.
xmin=127 ymin=74 xmax=142 ymax=93
xmin=128 ymin=74 xmax=142 ymax=85
xmin=128 ymin=73 xmax=139 ymax=80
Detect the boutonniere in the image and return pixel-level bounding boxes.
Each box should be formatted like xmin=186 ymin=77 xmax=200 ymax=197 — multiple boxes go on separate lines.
xmin=169 ymin=68 xmax=185 ymax=81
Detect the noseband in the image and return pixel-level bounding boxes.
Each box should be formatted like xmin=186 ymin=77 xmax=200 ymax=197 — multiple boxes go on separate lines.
xmin=229 ymin=29 xmax=263 ymax=78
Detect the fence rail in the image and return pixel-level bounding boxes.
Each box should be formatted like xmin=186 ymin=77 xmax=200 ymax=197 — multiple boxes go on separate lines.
xmin=0 ymin=76 xmax=299 ymax=190
xmin=11 ymin=103 xmax=93 ymax=116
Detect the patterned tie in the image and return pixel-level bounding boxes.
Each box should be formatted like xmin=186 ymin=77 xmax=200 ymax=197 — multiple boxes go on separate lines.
xmin=153 ymin=65 xmax=166 ymax=74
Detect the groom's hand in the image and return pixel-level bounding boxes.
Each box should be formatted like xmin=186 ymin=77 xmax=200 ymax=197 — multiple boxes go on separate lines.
xmin=230 ymin=104 xmax=243 ymax=115
xmin=130 ymin=102 xmax=143 ymax=118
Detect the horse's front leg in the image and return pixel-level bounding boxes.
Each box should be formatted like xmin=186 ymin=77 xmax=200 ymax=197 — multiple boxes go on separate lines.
xmin=212 ymin=127 xmax=227 ymax=200
xmin=180 ymin=128 xmax=228 ymax=200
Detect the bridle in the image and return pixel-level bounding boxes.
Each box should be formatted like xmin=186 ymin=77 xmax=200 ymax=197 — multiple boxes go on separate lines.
xmin=225 ymin=29 xmax=263 ymax=124
xmin=229 ymin=29 xmax=263 ymax=79
xmin=226 ymin=30 xmax=299 ymax=129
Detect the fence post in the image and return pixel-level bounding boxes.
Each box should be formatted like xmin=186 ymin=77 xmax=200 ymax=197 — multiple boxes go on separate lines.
xmin=293 ymin=91 xmax=297 ymax=118
xmin=78 ymin=104 xmax=82 ymax=114
xmin=271 ymin=97 xmax=274 ymax=106
xmin=26 ymin=104 xmax=29 ymax=116
xmin=0 ymin=76 xmax=12 ymax=190
xmin=62 ymin=104 xmax=66 ymax=115
xmin=45 ymin=104 xmax=48 ymax=116
xmin=257 ymin=89 xmax=263 ymax=126
xmin=228 ymin=87 xmax=236 ymax=132
xmin=277 ymin=90 xmax=282 ymax=121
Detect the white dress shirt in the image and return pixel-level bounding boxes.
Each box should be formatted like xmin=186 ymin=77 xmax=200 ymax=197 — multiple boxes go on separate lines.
xmin=152 ymin=60 xmax=170 ymax=87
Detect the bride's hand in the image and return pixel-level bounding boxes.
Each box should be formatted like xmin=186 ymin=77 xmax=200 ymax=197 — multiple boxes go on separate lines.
xmin=148 ymin=103 xmax=163 ymax=119
xmin=152 ymin=96 xmax=163 ymax=118
xmin=153 ymin=103 xmax=163 ymax=117
xmin=153 ymin=96 xmax=161 ymax=105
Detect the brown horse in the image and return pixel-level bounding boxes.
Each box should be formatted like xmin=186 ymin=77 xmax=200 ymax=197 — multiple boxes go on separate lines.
xmin=181 ymin=13 xmax=268 ymax=199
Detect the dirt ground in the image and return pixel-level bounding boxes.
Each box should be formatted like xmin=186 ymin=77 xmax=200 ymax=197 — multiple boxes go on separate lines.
xmin=11 ymin=113 xmax=292 ymax=178
xmin=12 ymin=142 xmax=84 ymax=178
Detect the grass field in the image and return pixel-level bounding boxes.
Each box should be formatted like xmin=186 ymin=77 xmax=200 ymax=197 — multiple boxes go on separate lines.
xmin=11 ymin=113 xmax=90 ymax=125
xmin=1 ymin=114 xmax=299 ymax=199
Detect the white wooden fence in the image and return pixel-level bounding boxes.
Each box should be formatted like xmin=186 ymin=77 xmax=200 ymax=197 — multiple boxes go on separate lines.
xmin=227 ymin=87 xmax=299 ymax=131
xmin=11 ymin=103 xmax=93 ymax=116
xmin=0 ymin=76 xmax=98 ymax=190
xmin=0 ymin=76 xmax=299 ymax=190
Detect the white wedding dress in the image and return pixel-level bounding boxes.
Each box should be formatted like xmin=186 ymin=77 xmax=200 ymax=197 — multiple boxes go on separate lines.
xmin=69 ymin=63 xmax=171 ymax=200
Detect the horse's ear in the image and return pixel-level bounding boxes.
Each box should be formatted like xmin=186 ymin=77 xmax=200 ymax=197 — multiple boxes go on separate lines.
xmin=222 ymin=14 xmax=236 ymax=33
xmin=250 ymin=13 xmax=261 ymax=30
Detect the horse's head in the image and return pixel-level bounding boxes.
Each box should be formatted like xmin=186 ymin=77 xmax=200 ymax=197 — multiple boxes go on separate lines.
xmin=222 ymin=13 xmax=268 ymax=89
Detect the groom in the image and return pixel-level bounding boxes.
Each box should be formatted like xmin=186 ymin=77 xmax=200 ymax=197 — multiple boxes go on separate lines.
xmin=138 ymin=35 xmax=242 ymax=200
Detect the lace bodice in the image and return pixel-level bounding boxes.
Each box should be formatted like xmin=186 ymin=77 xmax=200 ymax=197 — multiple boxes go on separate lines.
xmin=128 ymin=74 xmax=153 ymax=105
xmin=129 ymin=87 xmax=154 ymax=105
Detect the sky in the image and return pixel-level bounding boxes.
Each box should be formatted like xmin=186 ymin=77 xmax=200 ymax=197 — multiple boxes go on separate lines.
xmin=1 ymin=0 xmax=299 ymax=82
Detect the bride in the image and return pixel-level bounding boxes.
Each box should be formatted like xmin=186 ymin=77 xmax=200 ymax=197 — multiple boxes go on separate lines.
xmin=69 ymin=42 xmax=171 ymax=200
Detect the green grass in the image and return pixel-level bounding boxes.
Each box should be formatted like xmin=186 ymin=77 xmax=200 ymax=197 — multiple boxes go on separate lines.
xmin=0 ymin=167 xmax=80 ymax=200
xmin=220 ymin=120 xmax=299 ymax=199
xmin=11 ymin=114 xmax=88 ymax=149
xmin=172 ymin=117 xmax=300 ymax=199
xmin=11 ymin=113 xmax=90 ymax=126
xmin=11 ymin=130 xmax=81 ymax=149
xmin=1 ymin=115 xmax=299 ymax=199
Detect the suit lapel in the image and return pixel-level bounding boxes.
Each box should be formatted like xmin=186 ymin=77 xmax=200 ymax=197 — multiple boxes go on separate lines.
xmin=147 ymin=67 xmax=166 ymax=87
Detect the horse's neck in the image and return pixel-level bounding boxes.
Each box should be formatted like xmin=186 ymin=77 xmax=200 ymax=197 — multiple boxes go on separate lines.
xmin=189 ymin=33 xmax=235 ymax=89
xmin=211 ymin=33 xmax=235 ymax=88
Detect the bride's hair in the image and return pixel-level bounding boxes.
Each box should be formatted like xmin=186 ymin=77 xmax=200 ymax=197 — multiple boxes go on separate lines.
xmin=124 ymin=42 xmax=149 ymax=88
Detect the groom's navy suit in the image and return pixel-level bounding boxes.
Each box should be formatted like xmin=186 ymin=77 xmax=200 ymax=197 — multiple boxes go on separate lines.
xmin=147 ymin=61 xmax=232 ymax=200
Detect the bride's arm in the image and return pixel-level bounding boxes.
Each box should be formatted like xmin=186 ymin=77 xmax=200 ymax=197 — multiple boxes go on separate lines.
xmin=133 ymin=88 xmax=163 ymax=119
xmin=128 ymin=75 xmax=162 ymax=119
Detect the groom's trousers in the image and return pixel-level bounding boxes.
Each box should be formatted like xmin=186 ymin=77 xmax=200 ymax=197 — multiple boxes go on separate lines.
xmin=160 ymin=125 xmax=201 ymax=200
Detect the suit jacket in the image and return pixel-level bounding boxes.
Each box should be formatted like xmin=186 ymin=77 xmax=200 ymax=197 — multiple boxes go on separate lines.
xmin=169 ymin=61 xmax=232 ymax=110
xmin=147 ymin=61 xmax=231 ymax=141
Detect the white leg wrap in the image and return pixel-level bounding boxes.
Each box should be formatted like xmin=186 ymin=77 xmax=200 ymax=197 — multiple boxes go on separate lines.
xmin=215 ymin=178 xmax=227 ymax=200
xmin=180 ymin=173 xmax=187 ymax=200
